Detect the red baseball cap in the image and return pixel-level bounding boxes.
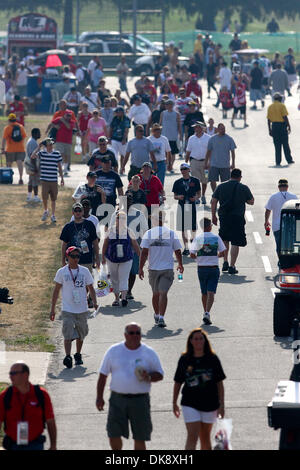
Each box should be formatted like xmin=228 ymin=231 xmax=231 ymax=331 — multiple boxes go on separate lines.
xmin=66 ymin=246 xmax=81 ymax=256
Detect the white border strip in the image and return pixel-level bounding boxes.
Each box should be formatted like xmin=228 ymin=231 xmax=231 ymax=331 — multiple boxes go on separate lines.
xmin=262 ymin=256 xmax=272 ymax=273
xmin=253 ymin=232 xmax=262 ymax=244
xmin=246 ymin=211 xmax=254 ymax=222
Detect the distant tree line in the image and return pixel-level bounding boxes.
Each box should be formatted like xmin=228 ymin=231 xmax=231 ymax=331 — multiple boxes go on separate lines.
xmin=0 ymin=0 xmax=300 ymax=34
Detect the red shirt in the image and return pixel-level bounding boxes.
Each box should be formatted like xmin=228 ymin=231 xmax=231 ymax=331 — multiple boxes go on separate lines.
xmin=8 ymin=101 xmax=25 ymax=125
xmin=143 ymin=85 xmax=157 ymax=104
xmin=185 ymin=81 xmax=202 ymax=99
xmin=79 ymin=111 xmax=92 ymax=132
xmin=137 ymin=173 xmax=163 ymax=206
xmin=52 ymin=117 xmax=76 ymax=144
xmin=170 ymin=83 xmax=179 ymax=95
xmin=0 ymin=384 xmax=54 ymax=442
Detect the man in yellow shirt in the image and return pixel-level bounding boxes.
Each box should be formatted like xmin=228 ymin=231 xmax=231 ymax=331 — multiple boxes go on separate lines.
xmin=267 ymin=93 xmax=294 ymax=166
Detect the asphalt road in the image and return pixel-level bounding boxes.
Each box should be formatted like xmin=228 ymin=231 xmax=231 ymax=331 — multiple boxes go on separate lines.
xmin=45 ymin=77 xmax=300 ymax=450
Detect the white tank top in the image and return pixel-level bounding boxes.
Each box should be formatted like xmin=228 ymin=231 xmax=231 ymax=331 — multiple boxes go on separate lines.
xmin=206 ymin=127 xmax=217 ymax=136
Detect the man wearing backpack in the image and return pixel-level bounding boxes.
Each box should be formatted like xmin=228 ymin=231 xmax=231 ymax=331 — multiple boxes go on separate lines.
xmin=0 ymin=361 xmax=57 ymax=450
xmin=1 ymin=113 xmax=26 ymax=184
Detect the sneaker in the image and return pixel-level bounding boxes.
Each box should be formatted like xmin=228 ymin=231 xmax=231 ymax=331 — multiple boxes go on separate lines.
xmin=126 ymin=292 xmax=134 ymax=300
xmin=51 ymin=215 xmax=56 ymax=223
xmin=18 ymin=179 xmax=24 ymax=185
xmin=63 ymin=355 xmax=73 ymax=369
xmin=33 ymin=196 xmax=41 ymax=203
xmin=261 ymin=100 xmax=265 ymax=108
xmin=250 ymin=105 xmax=257 ymax=110
xmin=228 ymin=266 xmax=238 ymax=274
xmin=289 ymin=160 xmax=295 ymax=164
xmin=41 ymin=210 xmax=49 ymax=221
xmin=182 ymin=249 xmax=190 ymax=256
xmin=222 ymin=261 xmax=229 ymax=272
xmin=121 ymin=299 xmax=128 ymax=307
xmin=63 ymin=171 xmax=69 ymax=177
xmin=26 ymin=195 xmax=32 ymax=202
xmin=158 ymin=317 xmax=166 ymax=328
xmin=201 ymin=196 xmax=206 ymax=205
xmin=74 ymin=353 xmax=83 ymax=366
xmin=195 ymin=199 xmax=200 ymax=204
xmin=203 ymin=313 xmax=212 ymax=325
xmin=154 ymin=314 xmax=159 ymax=325
xmin=244 ymin=123 xmax=249 ymax=128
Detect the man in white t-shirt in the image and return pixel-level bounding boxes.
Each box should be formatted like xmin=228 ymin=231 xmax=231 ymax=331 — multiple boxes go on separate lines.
xmin=190 ymin=217 xmax=226 ymax=325
xmin=185 ymin=121 xmax=211 ymax=204
xmin=50 ymin=246 xmax=98 ymax=369
xmin=265 ymin=178 xmax=297 ymax=256
xmin=128 ymin=95 xmax=151 ymax=132
xmin=147 ymin=123 xmax=171 ymax=186
xmin=139 ymin=211 xmax=183 ymax=328
xmin=214 ymin=61 xmax=232 ymax=108
xmin=96 ymin=322 xmax=163 ymax=450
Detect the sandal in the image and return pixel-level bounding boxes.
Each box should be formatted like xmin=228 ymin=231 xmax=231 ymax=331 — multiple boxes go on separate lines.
xmin=112 ymin=300 xmax=120 ymax=307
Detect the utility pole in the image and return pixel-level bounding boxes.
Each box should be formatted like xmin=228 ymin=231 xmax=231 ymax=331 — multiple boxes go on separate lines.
xmin=133 ymin=0 xmax=137 ymax=58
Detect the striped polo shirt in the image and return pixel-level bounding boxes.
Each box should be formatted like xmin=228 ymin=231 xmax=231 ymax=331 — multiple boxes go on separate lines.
xmin=38 ymin=150 xmax=62 ymax=182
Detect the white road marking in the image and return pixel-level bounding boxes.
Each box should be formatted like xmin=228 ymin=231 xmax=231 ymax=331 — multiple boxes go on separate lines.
xmin=253 ymin=232 xmax=262 ymax=244
xmin=262 ymin=256 xmax=272 ymax=273
xmin=246 ymin=211 xmax=254 ymax=222
xmin=271 ymin=288 xmax=277 ymax=299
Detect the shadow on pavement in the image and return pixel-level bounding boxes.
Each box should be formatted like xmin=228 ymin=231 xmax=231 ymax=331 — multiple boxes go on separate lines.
xmin=99 ymin=301 xmax=146 ymax=317
xmin=273 ymin=336 xmax=293 ymax=350
xmin=219 ymin=275 xmax=254 ymax=284
xmin=201 ymin=324 xmax=226 ymax=334
xmin=144 ymin=326 xmax=183 ymax=339
xmin=48 ymin=366 xmax=97 ymax=382
xmin=268 ymin=165 xmax=289 ymax=169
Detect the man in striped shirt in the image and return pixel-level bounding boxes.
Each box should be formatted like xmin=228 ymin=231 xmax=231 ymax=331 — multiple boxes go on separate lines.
xmin=31 ymin=138 xmax=64 ymax=222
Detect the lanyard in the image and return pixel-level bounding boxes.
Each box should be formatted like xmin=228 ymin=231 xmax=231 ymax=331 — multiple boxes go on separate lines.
xmin=68 ymin=266 xmax=79 ymax=286
xmin=183 ymin=178 xmax=191 ymax=193
xmin=142 ymin=175 xmax=152 ymax=192
xmin=16 ymin=390 xmax=30 ymax=421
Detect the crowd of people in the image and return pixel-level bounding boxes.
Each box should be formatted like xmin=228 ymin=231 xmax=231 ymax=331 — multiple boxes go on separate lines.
xmin=0 ymin=36 xmax=299 ymax=451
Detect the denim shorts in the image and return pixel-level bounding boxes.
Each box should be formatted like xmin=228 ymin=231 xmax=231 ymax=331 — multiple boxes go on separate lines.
xmin=197 ymin=266 xmax=220 ymax=294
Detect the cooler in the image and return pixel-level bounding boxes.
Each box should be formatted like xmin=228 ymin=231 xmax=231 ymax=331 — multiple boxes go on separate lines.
xmin=0 ymin=168 xmax=14 ymax=184
xmin=268 ymin=380 xmax=300 ymax=428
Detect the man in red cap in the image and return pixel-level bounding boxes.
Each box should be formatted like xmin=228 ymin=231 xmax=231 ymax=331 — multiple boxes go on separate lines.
xmin=50 ymin=245 xmax=98 ymax=369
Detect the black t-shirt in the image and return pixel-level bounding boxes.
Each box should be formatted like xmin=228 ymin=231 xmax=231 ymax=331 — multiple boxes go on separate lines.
xmin=229 ymin=38 xmax=242 ymax=51
xmin=87 ymin=149 xmax=117 ymax=171
xmin=81 ymin=184 xmax=103 ymax=216
xmin=60 ymin=220 xmax=97 ymax=265
xmin=174 ymin=354 xmax=226 ymax=411
xmin=125 ymin=188 xmax=147 ymax=206
xmin=172 ymin=176 xmax=200 ymax=205
xmin=250 ymin=67 xmax=263 ymax=89
xmin=212 ymin=180 xmax=253 ymax=217
xmin=189 ymin=64 xmax=199 ymax=75
xmin=184 ymin=112 xmax=206 ymax=138
xmin=151 ymin=109 xmax=162 ymax=125
xmin=95 ymin=169 xmax=123 ymax=207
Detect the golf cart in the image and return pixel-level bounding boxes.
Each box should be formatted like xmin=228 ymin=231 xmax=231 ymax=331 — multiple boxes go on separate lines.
xmin=273 ymin=200 xmax=300 ymax=337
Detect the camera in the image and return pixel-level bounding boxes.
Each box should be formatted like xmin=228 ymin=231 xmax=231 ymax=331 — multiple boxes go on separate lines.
xmin=0 ymin=288 xmax=13 ymax=314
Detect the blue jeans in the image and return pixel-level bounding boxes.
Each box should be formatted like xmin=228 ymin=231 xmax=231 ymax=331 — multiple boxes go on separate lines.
xmin=273 ymin=230 xmax=280 ymax=256
xmin=153 ymin=160 xmax=166 ymax=186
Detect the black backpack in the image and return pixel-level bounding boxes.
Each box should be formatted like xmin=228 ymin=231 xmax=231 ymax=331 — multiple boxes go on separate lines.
xmin=11 ymin=125 xmax=23 ymax=142
xmin=3 ymin=385 xmax=46 ymax=430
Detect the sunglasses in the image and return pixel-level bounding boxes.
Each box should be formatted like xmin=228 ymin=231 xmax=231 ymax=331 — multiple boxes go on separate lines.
xmin=68 ymin=254 xmax=80 ymax=259
xmin=74 ymin=209 xmax=83 ymax=213
xmin=127 ymin=331 xmax=141 ymax=335
xmin=9 ymin=371 xmax=24 ymax=376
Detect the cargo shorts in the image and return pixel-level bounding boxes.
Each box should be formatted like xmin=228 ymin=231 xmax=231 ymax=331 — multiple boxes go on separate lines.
xmin=62 ymin=311 xmax=89 ymax=340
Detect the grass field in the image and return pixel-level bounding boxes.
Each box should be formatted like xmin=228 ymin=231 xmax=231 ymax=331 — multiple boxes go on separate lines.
xmin=0 ymin=114 xmax=76 ymax=352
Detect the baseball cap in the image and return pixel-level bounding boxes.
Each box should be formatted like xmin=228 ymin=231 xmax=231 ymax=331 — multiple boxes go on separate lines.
xmin=115 ymin=106 xmax=124 ymax=112
xmin=42 ymin=137 xmax=55 ymax=145
xmin=152 ymin=123 xmax=162 ymax=130
xmin=81 ymin=198 xmax=91 ymax=206
xmin=142 ymin=162 xmax=152 ymax=168
xmin=180 ymin=163 xmax=190 ymax=170
xmin=72 ymin=202 xmax=83 ymax=211
xmin=191 ymin=73 xmax=197 ymax=78
xmin=8 ymin=113 xmax=17 ymax=121
xmin=188 ymin=101 xmax=197 ymax=106
xmin=87 ymin=171 xmax=97 ymax=178
xmin=98 ymin=136 xmax=108 ymax=143
xmin=192 ymin=121 xmax=206 ymax=128
xmin=165 ymin=99 xmax=174 ymax=105
xmin=66 ymin=246 xmax=81 ymax=256
xmin=278 ymin=179 xmax=288 ymax=186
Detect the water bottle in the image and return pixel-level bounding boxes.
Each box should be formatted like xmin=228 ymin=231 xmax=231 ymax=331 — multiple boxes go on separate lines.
xmin=204 ymin=169 xmax=209 ymax=179
xmin=178 ymin=273 xmax=183 ymax=282
xmin=265 ymin=223 xmax=270 ymax=236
